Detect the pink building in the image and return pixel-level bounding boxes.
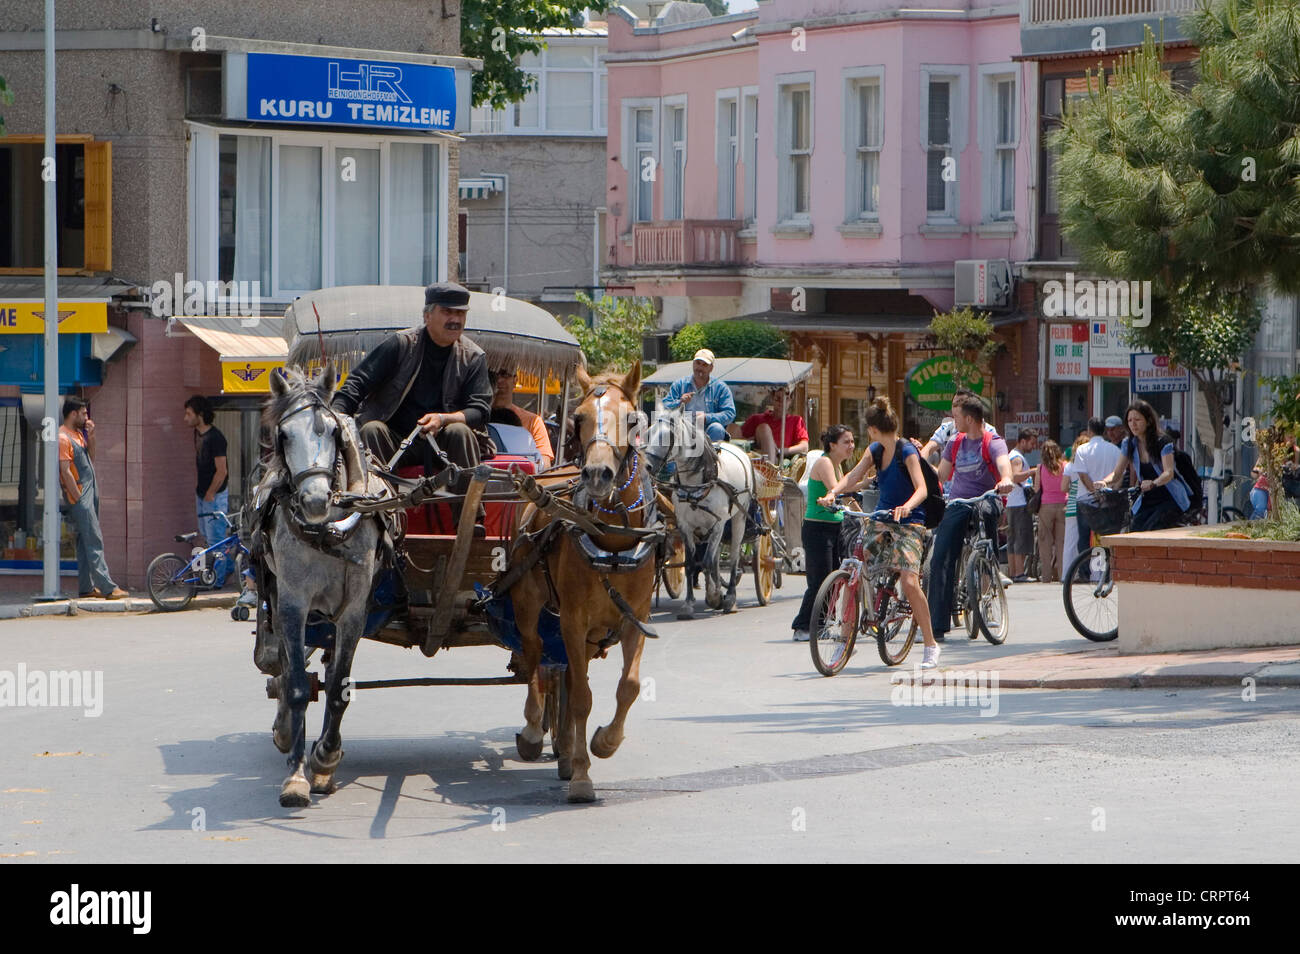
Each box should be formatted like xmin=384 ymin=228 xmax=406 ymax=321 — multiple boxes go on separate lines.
xmin=605 ymin=0 xmax=1040 ymax=440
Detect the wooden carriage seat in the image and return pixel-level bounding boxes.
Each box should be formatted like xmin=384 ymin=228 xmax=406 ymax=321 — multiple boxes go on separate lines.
xmin=397 ymin=455 xmax=536 ymax=538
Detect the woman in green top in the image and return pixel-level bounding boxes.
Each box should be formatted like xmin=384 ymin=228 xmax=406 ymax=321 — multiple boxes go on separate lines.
xmin=792 ymin=424 xmax=854 ymax=640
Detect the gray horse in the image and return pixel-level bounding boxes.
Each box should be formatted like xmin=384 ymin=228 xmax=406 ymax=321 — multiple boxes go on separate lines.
xmin=645 ymin=410 xmax=756 ymax=618
xmin=256 ymin=365 xmax=383 ymax=808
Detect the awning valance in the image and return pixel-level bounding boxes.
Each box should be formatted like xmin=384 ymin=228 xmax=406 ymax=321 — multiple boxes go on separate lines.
xmin=170 ymin=316 xmax=288 ymax=393
xmin=458 ymin=176 xmax=504 ymax=200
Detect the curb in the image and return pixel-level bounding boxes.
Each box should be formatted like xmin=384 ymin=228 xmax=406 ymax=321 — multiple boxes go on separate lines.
xmin=0 ymin=591 xmax=238 ymax=621
xmin=996 ymin=672 xmax=1300 ymax=690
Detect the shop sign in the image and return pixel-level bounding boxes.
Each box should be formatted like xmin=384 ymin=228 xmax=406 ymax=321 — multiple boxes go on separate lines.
xmin=222 ymin=360 xmax=285 ymax=394
xmin=1088 ymin=319 xmax=1131 ymax=377
xmin=245 ymin=53 xmax=457 ymax=131
xmin=0 ymin=300 xmax=108 ymax=335
xmin=1130 ymin=353 xmax=1191 ymax=393
xmin=905 ymin=356 xmax=986 ymax=411
xmin=1048 ymin=322 xmax=1089 ymax=382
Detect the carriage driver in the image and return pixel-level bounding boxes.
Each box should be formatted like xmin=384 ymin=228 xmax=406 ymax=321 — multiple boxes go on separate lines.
xmin=661 ymin=349 xmax=736 ymax=443
xmin=330 ymin=282 xmax=494 ymax=476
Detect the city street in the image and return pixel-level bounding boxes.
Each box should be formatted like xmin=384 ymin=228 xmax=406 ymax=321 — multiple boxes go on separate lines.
xmin=2 ymin=581 xmax=1297 ymax=863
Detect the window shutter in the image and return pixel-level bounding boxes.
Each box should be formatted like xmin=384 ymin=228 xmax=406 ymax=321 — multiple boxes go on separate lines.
xmin=83 ymin=140 xmax=112 ymax=271
xmin=927 ymin=81 xmax=949 ymax=145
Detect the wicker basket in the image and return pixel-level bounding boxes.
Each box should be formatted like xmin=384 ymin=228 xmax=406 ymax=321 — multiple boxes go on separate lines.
xmin=1078 ymin=492 xmax=1129 ymax=536
xmin=751 ymin=456 xmax=785 ymax=500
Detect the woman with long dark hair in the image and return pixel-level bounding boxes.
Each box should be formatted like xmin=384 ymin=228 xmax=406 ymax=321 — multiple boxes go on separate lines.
xmin=1099 ymin=399 xmax=1192 ymax=531
xmin=791 ymin=424 xmax=854 ymax=641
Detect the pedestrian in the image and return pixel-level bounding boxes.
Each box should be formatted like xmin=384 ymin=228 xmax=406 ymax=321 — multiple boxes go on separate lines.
xmin=1062 ymin=431 xmax=1091 ymax=567
xmin=1098 ymin=399 xmax=1193 ymax=531
xmin=1250 ymin=462 xmax=1269 ymax=519
xmin=791 ymin=424 xmax=854 ymax=641
xmin=58 ymin=397 xmax=127 ymax=599
xmin=1005 ymin=428 xmax=1038 ymax=582
xmin=1065 ymin=417 xmax=1123 ymax=564
xmin=1104 ymin=414 xmax=1127 ymax=447
xmin=817 ymin=398 xmax=941 ymax=667
xmin=184 ymin=395 xmax=236 ymax=589
xmin=1035 ymin=440 xmax=1069 ymax=582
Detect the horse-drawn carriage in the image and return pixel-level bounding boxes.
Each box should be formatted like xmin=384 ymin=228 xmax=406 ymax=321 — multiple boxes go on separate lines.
xmin=247 ymin=286 xmax=664 ymax=806
xmin=641 ymin=357 xmax=814 ymax=617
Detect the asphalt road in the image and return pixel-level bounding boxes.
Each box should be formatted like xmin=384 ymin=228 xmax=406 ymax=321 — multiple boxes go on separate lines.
xmin=1 ymin=579 xmax=1297 ymax=863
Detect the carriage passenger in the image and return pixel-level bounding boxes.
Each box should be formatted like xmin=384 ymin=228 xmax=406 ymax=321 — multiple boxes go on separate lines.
xmin=742 ymin=387 xmax=809 ymax=466
xmin=491 ymin=367 xmax=554 ymax=468
xmin=661 ymin=349 xmax=735 ymax=443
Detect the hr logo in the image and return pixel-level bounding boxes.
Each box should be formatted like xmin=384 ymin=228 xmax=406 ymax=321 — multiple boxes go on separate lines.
xmin=328 ymin=61 xmax=410 ymax=104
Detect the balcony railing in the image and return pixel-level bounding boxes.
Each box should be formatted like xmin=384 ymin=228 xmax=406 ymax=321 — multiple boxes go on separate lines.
xmin=1026 ymin=0 xmax=1198 ymax=26
xmin=632 ymin=220 xmax=743 ymax=266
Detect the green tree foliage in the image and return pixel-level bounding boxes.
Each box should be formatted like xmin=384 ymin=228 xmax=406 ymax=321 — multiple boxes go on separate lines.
xmin=0 ymin=75 xmax=13 ymax=136
xmin=699 ymin=0 xmax=732 ymax=15
xmin=564 ymin=291 xmax=657 ymax=374
xmin=1049 ymin=3 xmax=1294 ymax=457
xmin=668 ymin=320 xmax=788 ymax=362
xmin=927 ymin=306 xmax=1001 ymax=394
xmin=462 ymin=1 xmax=611 ymax=110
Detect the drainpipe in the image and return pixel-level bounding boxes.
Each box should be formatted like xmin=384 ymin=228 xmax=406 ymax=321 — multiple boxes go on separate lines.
xmin=482 ymin=172 xmax=509 ymax=291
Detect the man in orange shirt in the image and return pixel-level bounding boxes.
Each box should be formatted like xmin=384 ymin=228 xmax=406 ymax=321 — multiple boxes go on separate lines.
xmin=58 ymin=397 xmax=127 ymax=599
xmin=741 ymin=387 xmax=809 ymax=466
xmin=490 ymin=367 xmax=555 ymax=468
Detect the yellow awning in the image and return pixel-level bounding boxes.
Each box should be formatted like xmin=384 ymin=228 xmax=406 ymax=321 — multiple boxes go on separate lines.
xmin=0 ymin=299 xmax=108 ymax=334
xmin=172 ymin=317 xmax=287 ymax=393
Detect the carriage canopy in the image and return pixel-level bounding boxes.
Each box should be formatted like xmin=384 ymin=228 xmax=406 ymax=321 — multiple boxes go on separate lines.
xmin=641 ymin=357 xmax=814 ymax=391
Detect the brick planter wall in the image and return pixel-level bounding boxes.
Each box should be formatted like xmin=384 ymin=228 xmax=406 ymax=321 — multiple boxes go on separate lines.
xmin=1105 ymin=527 xmax=1300 ymax=653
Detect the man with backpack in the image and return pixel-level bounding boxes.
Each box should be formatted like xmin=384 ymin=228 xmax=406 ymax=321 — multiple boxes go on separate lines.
xmin=928 ymin=396 xmax=1016 ymax=642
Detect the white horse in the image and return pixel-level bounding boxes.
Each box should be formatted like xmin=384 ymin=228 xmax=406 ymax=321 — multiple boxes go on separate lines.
xmin=645 ymin=411 xmax=756 ymax=618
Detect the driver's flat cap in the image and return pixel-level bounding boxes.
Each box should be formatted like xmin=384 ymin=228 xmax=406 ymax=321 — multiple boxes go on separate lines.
xmin=425 ymin=282 xmax=471 ymax=308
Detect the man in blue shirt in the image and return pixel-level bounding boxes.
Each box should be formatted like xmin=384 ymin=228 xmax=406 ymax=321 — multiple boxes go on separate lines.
xmin=662 ymin=349 xmax=735 ymax=442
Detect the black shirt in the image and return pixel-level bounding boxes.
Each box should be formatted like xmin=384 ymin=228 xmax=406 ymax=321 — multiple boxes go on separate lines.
xmin=389 ymin=341 xmax=453 ymax=437
xmin=195 ymin=426 xmax=229 ymax=497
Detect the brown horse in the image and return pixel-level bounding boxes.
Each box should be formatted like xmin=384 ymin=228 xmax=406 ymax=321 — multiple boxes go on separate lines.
xmin=509 ymin=362 xmax=658 ymax=803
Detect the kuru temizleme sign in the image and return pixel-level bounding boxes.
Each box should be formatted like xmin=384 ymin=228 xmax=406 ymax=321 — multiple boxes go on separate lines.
xmin=245 ymin=53 xmax=456 ymax=131
xmin=906 ymin=356 xmax=986 ymax=411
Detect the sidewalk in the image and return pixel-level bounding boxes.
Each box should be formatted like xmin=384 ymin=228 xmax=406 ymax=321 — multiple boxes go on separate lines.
xmin=974 ymin=644 xmax=1300 ymax=690
xmin=0 ymin=590 xmax=239 ymax=620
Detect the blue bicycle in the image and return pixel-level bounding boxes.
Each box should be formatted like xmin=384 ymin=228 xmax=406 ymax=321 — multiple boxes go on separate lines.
xmin=146 ymin=511 xmax=253 ymax=617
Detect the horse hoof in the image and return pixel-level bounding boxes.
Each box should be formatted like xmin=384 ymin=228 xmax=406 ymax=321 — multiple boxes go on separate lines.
xmin=566 ymin=779 xmax=597 ymax=803
xmin=557 ymin=757 xmax=573 ymax=781
xmin=516 ymin=732 xmax=543 ymax=762
xmin=590 ymin=727 xmax=620 ymax=760
xmin=676 ymin=609 xmax=695 ymax=620
xmin=279 ymin=777 xmax=310 ymax=808
xmin=309 ymin=773 xmax=337 ymax=795
xmin=309 ymin=743 xmax=343 ymax=778
xmin=722 ymin=594 xmax=737 ymax=613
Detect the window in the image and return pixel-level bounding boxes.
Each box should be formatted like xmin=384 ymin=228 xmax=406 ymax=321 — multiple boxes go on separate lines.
xmin=980 ymin=71 xmax=1018 ymax=221
xmin=844 ymin=72 xmax=883 ymax=221
xmin=199 ymin=130 xmax=442 ymax=298
xmin=777 ymin=79 xmax=813 ymax=222
xmin=0 ymin=139 xmax=112 ymax=271
xmin=665 ymin=104 xmax=686 ymax=219
xmin=743 ymin=91 xmax=758 ymax=225
xmin=717 ymin=97 xmax=739 ymax=220
xmin=470 ymin=43 xmax=606 ymax=136
xmin=633 ymin=106 xmax=656 ymax=222
xmin=926 ymin=79 xmax=952 ymax=216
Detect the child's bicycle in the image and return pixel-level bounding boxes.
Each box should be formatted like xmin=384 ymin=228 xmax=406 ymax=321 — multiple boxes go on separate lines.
xmin=809 ymin=505 xmax=932 ymax=675
xmin=146 ymin=511 xmax=253 ymax=619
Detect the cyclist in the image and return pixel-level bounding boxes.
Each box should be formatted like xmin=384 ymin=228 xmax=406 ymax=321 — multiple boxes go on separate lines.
xmin=928 ymin=395 xmax=1015 ymax=642
xmin=1096 ymin=399 xmax=1192 ymax=531
xmin=819 ymin=397 xmax=940 ymax=667
xmin=920 ymin=387 xmax=999 ymax=467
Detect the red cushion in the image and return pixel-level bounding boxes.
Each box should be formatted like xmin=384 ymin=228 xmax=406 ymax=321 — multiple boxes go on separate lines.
xmin=395 ymin=459 xmax=533 ymax=538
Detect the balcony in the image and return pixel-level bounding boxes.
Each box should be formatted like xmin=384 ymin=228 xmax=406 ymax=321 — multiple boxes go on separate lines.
xmin=1026 ymin=0 xmax=1197 ymax=25
xmin=632 ymin=220 xmax=743 ymax=267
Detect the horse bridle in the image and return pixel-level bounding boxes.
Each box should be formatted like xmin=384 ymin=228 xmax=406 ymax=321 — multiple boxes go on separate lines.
xmin=579 ymin=383 xmax=640 ymax=488
xmin=276 ymin=393 xmax=342 ymax=491
xmin=650 ymin=411 xmax=717 ymax=486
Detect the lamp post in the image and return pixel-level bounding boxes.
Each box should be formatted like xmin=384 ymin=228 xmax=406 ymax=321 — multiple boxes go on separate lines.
xmin=41 ymin=0 xmax=61 ymax=599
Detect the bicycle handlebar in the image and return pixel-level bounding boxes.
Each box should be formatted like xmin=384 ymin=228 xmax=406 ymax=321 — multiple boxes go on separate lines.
xmin=945 ymin=489 xmax=1003 ymax=505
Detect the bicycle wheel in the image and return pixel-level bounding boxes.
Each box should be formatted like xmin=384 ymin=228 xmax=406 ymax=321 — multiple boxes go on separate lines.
xmin=1222 ymin=506 xmax=1247 ymax=522
xmin=967 ymin=554 xmax=1009 ymax=645
xmin=1062 ymin=546 xmax=1118 ymax=641
xmin=872 ymin=576 xmax=918 ymax=666
xmin=810 ymin=568 xmax=858 ymax=677
xmin=147 ymin=552 xmax=196 ymax=611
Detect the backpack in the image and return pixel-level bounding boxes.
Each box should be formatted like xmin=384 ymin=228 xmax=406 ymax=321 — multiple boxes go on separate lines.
xmin=1172 ymin=448 xmax=1202 ymax=507
xmin=871 ymin=440 xmax=947 ymax=529
xmin=951 ymin=429 xmax=998 ymax=482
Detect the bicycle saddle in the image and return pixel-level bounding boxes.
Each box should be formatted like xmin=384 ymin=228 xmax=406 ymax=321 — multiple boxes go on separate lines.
xmin=175 ymin=532 xmax=199 ymax=543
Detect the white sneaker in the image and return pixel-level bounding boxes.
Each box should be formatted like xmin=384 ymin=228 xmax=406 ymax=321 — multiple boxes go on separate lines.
xmin=792 ymin=629 xmax=810 ymax=642
xmin=921 ymin=645 xmax=942 ymax=669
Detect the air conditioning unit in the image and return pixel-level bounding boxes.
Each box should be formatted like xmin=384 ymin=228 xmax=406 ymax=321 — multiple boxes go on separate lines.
xmin=954 ymin=259 xmax=1012 ymax=308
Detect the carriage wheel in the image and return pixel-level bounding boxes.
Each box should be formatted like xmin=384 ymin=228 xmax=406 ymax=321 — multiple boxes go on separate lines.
xmin=660 ymin=535 xmax=686 ymax=600
xmin=753 ymin=531 xmax=775 ymax=605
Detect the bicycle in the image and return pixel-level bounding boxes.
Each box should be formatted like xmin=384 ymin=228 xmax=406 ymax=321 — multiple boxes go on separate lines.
xmin=1061 ymin=486 xmax=1140 ymax=642
xmin=146 ymin=511 xmax=253 ymax=617
xmin=808 ymin=506 xmax=932 ymax=674
xmin=945 ymin=490 xmax=1009 ymax=645
xmin=1190 ymin=471 xmax=1249 ymax=524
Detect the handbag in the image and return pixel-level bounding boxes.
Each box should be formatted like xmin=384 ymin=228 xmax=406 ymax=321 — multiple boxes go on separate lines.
xmin=1025 ymin=484 xmax=1042 ymax=516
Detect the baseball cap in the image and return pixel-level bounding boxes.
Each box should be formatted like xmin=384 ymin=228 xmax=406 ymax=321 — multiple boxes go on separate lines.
xmin=424 ymin=282 xmax=471 ymax=309
xmin=1105 ymin=415 xmax=1123 ymax=428
xmin=693 ymin=349 xmax=716 ymax=366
